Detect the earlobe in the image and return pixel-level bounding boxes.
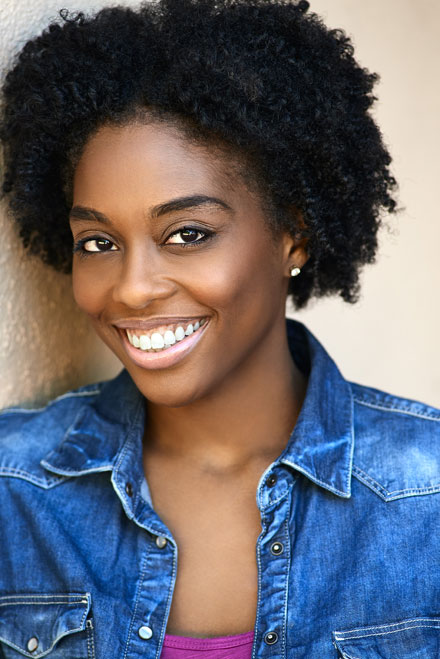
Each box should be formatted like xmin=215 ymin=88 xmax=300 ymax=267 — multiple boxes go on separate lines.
xmin=283 ymin=207 xmax=310 ymax=277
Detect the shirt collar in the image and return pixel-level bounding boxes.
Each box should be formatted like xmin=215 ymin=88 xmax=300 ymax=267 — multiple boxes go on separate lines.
xmin=41 ymin=319 xmax=354 ymax=498
xmin=40 ymin=370 xmax=145 ymax=478
xmin=280 ymin=320 xmax=354 ymax=498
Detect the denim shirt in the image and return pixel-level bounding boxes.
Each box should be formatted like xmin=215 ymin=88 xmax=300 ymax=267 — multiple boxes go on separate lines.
xmin=1 ymin=318 xmax=439 ymax=659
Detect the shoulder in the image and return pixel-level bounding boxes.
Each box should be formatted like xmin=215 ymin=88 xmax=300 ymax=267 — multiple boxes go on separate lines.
xmin=0 ymin=382 xmax=104 ymax=486
xmin=350 ymin=381 xmax=440 ymax=501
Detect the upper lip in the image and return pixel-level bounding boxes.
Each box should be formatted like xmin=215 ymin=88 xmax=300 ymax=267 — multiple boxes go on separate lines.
xmin=112 ymin=316 xmax=207 ymax=331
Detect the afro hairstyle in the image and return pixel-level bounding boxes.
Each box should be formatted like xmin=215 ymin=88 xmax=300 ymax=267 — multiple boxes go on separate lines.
xmin=0 ymin=0 xmax=397 ymax=308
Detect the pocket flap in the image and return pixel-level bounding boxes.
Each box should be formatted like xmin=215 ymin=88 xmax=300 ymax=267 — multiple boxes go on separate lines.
xmin=0 ymin=593 xmax=91 ymax=658
xmin=333 ymin=617 xmax=440 ymax=658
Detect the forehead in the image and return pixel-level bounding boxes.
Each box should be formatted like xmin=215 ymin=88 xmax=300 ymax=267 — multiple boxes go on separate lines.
xmin=73 ymin=122 xmax=243 ymax=209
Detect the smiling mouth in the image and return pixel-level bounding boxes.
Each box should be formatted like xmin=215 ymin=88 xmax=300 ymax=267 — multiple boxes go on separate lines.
xmin=124 ymin=317 xmax=207 ymax=353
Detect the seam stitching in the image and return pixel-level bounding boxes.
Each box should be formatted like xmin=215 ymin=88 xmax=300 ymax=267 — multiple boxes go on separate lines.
xmin=353 ymin=396 xmax=440 ymax=421
xmin=156 ymin=543 xmax=178 ymax=659
xmin=252 ymin=512 xmax=265 ymax=659
xmin=122 ymin=550 xmax=149 ymax=659
xmin=281 ymin=460 xmax=348 ymax=497
xmin=0 ymin=390 xmax=101 ymax=416
xmin=352 ymin=465 xmax=440 ymax=499
xmin=336 ymin=622 xmax=440 ymax=640
xmin=334 ymin=617 xmax=440 ymax=638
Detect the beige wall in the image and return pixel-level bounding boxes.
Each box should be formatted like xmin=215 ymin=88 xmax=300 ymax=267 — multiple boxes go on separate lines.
xmin=0 ymin=0 xmax=439 ymax=409
xmin=293 ymin=0 xmax=440 ymax=406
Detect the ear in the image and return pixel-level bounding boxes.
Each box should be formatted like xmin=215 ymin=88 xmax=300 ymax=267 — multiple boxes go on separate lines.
xmin=281 ymin=208 xmax=310 ymax=277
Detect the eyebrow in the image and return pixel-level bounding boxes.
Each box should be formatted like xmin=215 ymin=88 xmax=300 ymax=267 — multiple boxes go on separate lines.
xmin=151 ymin=195 xmax=233 ymax=219
xmin=69 ymin=207 xmax=110 ymax=224
xmin=69 ymin=195 xmax=233 ymax=224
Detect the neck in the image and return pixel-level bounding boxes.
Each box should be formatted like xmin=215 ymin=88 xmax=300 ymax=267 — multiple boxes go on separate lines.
xmin=144 ymin=320 xmax=306 ymax=475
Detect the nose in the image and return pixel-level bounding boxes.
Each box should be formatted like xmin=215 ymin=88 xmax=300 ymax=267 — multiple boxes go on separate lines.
xmin=112 ymin=246 xmax=177 ymax=309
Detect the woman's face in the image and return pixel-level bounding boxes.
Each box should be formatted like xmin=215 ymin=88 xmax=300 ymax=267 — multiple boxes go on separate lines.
xmin=71 ymin=122 xmax=305 ymax=406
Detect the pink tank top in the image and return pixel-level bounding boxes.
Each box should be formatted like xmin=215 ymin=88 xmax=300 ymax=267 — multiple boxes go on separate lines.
xmin=160 ymin=631 xmax=254 ymax=659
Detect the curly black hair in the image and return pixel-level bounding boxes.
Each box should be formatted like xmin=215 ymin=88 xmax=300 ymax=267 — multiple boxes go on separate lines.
xmin=0 ymin=0 xmax=396 ymax=308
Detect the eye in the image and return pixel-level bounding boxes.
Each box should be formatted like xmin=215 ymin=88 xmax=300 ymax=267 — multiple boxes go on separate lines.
xmin=74 ymin=237 xmax=118 ymax=253
xmin=165 ymin=227 xmax=210 ymax=246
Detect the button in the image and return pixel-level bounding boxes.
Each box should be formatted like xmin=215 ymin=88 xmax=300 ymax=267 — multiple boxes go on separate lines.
xmin=266 ymin=474 xmax=277 ymax=487
xmin=27 ymin=637 xmax=39 ymax=652
xmin=156 ymin=535 xmax=167 ymax=549
xmin=125 ymin=482 xmax=133 ymax=497
xmin=264 ymin=631 xmax=278 ymax=645
xmin=270 ymin=541 xmax=284 ymax=556
xmin=138 ymin=625 xmax=153 ymax=640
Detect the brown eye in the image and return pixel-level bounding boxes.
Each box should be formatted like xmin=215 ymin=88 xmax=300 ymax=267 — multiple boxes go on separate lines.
xmin=83 ymin=238 xmax=117 ymax=252
xmin=166 ymin=228 xmax=206 ymax=244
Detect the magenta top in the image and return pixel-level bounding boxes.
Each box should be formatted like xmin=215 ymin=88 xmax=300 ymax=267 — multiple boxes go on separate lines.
xmin=160 ymin=631 xmax=254 ymax=659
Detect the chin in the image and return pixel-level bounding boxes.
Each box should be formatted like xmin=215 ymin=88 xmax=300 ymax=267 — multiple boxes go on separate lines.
xmin=130 ymin=369 xmax=213 ymax=408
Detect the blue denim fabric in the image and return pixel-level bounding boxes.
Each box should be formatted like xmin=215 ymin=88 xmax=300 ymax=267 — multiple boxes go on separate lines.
xmin=0 ymin=318 xmax=439 ymax=658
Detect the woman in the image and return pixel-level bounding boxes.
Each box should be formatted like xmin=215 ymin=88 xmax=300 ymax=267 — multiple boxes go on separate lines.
xmin=0 ymin=0 xmax=439 ymax=657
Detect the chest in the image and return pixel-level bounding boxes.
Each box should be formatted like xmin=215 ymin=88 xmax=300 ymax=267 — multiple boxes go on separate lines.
xmin=143 ymin=458 xmax=262 ymax=636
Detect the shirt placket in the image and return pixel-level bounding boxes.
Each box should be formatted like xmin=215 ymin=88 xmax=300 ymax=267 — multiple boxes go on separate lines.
xmin=112 ymin=433 xmax=178 ymax=659
xmin=253 ymin=466 xmax=294 ymax=659
xmin=123 ymin=526 xmax=177 ymax=659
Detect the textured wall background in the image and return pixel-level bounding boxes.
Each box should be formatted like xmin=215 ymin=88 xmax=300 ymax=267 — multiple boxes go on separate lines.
xmin=0 ymin=0 xmax=123 ymax=409
xmin=1 ymin=0 xmax=439 ymax=409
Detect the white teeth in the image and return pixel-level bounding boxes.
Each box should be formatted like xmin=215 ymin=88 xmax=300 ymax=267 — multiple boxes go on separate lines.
xmin=126 ymin=318 xmax=206 ymax=352
xmin=164 ymin=330 xmax=176 ymax=346
xmin=175 ymin=326 xmax=185 ymax=341
xmin=151 ymin=332 xmax=165 ymax=349
xmin=139 ymin=334 xmax=151 ymax=350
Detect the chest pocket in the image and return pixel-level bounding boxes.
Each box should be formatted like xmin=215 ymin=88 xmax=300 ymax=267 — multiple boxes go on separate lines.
xmin=332 ymin=617 xmax=440 ymax=658
xmin=0 ymin=594 xmax=94 ymax=658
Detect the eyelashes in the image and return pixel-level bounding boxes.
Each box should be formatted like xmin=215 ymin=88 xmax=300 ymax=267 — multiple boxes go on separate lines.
xmin=166 ymin=227 xmax=208 ymax=245
xmin=73 ymin=238 xmax=117 ymax=254
xmin=72 ymin=226 xmax=214 ymax=256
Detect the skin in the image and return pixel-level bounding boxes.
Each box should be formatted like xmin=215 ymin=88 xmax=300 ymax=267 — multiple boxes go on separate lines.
xmin=71 ymin=121 xmax=309 ymax=637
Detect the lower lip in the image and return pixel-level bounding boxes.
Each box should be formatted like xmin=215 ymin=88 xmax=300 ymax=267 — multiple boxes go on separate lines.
xmin=119 ymin=321 xmax=210 ymax=370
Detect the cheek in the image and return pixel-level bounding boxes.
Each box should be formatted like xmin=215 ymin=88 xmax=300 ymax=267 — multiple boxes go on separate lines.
xmin=72 ymin=261 xmax=110 ymax=317
xmin=184 ymin=236 xmax=282 ymax=322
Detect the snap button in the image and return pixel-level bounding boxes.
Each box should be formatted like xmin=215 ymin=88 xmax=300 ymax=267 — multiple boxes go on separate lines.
xmin=266 ymin=474 xmax=277 ymax=487
xmin=264 ymin=631 xmax=278 ymax=645
xmin=138 ymin=625 xmax=153 ymax=640
xmin=125 ymin=482 xmax=133 ymax=497
xmin=270 ymin=541 xmax=284 ymax=556
xmin=27 ymin=637 xmax=39 ymax=652
xmin=156 ymin=535 xmax=167 ymax=549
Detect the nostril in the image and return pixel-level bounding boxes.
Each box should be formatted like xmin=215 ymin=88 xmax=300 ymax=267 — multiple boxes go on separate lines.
xmin=112 ymin=275 xmax=176 ymax=309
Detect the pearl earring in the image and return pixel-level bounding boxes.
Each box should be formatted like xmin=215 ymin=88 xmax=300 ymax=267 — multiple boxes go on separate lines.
xmin=289 ymin=266 xmax=301 ymax=277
